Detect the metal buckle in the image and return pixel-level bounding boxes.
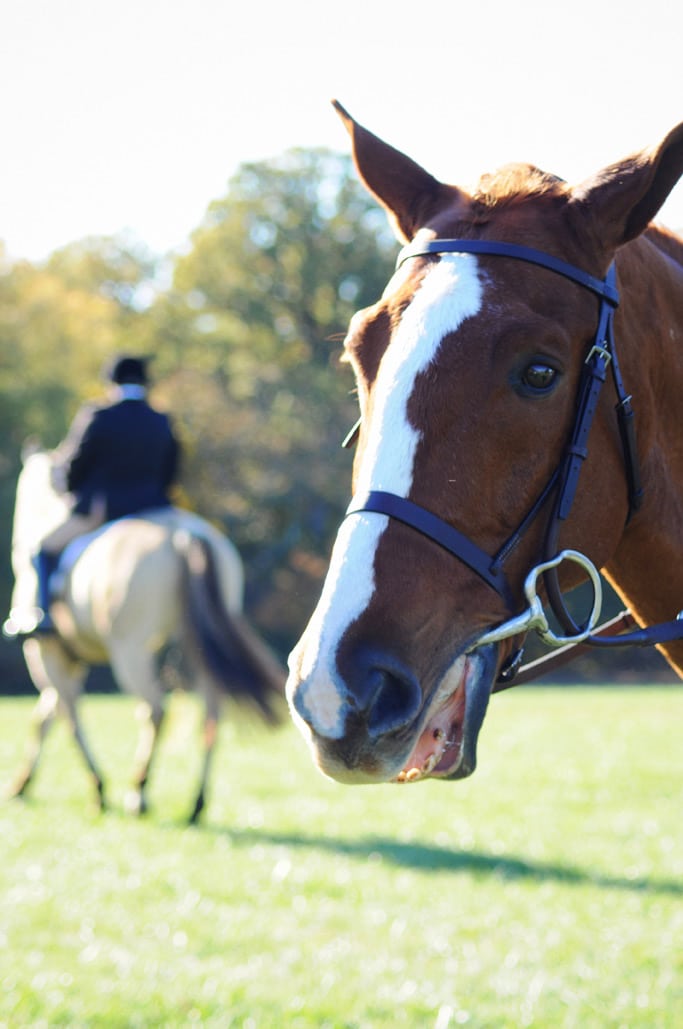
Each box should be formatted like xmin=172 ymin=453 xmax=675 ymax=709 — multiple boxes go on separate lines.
xmin=474 ymin=549 xmax=603 ymax=649
xmin=585 ymin=342 xmax=612 ymax=367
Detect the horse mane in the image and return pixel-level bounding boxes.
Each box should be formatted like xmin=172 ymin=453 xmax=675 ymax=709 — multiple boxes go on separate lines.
xmin=644 ymin=223 xmax=683 ymax=266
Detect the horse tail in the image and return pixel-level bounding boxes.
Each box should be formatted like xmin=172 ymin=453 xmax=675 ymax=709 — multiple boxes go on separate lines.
xmin=175 ymin=531 xmax=285 ymax=725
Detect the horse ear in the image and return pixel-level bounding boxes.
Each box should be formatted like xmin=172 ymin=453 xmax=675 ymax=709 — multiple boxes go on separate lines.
xmin=332 ymin=100 xmax=450 ymax=243
xmin=21 ymin=436 xmax=42 ymax=462
xmin=571 ymin=121 xmax=683 ymax=252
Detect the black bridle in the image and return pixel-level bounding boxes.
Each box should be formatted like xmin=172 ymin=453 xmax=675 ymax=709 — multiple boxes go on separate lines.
xmin=343 ymin=238 xmax=683 ymax=684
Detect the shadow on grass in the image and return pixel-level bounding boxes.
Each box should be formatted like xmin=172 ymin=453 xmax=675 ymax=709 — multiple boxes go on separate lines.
xmin=202 ymin=824 xmax=683 ymax=896
xmin=10 ymin=789 xmax=679 ymax=896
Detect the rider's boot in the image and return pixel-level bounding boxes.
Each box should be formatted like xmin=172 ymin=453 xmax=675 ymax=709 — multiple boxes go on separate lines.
xmin=32 ymin=549 xmax=59 ymax=633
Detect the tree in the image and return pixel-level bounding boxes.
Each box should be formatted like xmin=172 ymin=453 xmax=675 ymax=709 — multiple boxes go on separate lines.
xmin=150 ymin=148 xmax=396 ymax=648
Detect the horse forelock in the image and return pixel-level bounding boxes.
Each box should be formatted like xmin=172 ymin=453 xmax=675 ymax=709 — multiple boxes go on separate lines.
xmin=470 ymin=163 xmax=567 ymax=210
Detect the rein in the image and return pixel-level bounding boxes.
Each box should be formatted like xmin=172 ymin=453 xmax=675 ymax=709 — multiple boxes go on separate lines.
xmin=344 ymin=238 xmax=683 ymax=686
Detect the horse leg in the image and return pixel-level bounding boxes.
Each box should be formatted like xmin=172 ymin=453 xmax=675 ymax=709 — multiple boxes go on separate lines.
xmin=108 ymin=643 xmax=168 ymax=816
xmin=14 ymin=638 xmax=106 ymax=810
xmin=189 ymin=690 xmax=220 ymax=825
xmin=59 ymin=692 xmax=107 ymax=812
xmin=124 ymin=698 xmax=165 ymax=816
xmin=6 ymin=685 xmax=59 ymax=799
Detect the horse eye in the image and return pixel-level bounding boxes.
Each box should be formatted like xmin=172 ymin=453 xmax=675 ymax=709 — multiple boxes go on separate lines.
xmin=522 ymin=362 xmax=557 ymax=392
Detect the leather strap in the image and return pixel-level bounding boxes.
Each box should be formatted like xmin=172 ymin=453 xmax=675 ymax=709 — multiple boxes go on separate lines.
xmin=346 ymin=490 xmax=513 ymax=606
xmin=397 ymin=239 xmax=620 ymax=305
xmin=494 ymin=609 xmax=683 ymax=691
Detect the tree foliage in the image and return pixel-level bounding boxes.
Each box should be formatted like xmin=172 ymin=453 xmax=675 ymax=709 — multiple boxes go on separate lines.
xmin=146 ymin=149 xmax=396 ymax=647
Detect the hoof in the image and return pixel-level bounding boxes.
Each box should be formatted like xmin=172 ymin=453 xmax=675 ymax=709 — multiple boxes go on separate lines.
xmin=5 ymin=775 xmax=31 ymax=800
xmin=124 ymin=789 xmax=147 ymax=817
xmin=188 ymin=794 xmax=205 ymax=825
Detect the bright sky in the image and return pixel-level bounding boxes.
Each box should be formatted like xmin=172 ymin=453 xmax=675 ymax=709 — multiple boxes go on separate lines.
xmin=1 ymin=0 xmax=681 ymax=263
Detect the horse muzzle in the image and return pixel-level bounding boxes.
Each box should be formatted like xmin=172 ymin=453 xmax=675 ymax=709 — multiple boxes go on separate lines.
xmin=286 ymin=639 xmax=499 ymax=784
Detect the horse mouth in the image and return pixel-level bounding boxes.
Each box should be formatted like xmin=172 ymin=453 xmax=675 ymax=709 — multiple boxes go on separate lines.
xmin=391 ymin=649 xmax=496 ymax=784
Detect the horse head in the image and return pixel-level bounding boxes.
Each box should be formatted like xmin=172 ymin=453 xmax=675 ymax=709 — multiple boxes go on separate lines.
xmin=287 ymin=103 xmax=683 ymax=786
xmin=12 ymin=448 xmax=68 ymax=559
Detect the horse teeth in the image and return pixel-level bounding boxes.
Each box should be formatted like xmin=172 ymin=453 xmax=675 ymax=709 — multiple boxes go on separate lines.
xmin=421 ymin=753 xmax=437 ymax=774
xmin=396 ymin=756 xmax=438 ymax=782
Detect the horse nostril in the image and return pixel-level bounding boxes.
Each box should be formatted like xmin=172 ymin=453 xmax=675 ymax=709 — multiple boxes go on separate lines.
xmin=362 ymin=664 xmax=422 ymax=736
xmin=337 ymin=648 xmax=423 ymax=735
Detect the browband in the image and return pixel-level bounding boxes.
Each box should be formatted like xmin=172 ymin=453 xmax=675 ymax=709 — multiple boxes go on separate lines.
xmin=397 ymin=239 xmax=620 ymax=306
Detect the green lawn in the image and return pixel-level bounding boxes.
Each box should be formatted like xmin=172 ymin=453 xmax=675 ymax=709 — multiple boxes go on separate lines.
xmin=0 ymin=687 xmax=681 ymax=1027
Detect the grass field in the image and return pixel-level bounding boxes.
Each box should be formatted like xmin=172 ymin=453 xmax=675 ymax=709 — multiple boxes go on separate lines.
xmin=0 ymin=687 xmax=681 ymax=1028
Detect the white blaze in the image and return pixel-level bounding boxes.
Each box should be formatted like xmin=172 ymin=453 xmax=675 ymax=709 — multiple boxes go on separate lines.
xmin=287 ymin=255 xmax=482 ymax=735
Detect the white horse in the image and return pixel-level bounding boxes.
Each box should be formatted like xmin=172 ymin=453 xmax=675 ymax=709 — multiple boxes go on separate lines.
xmin=5 ymin=448 xmax=284 ymax=821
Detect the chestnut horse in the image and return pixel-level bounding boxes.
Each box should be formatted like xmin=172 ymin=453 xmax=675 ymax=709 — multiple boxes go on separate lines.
xmin=287 ymin=102 xmax=683 ymax=786
xmin=7 ymin=449 xmax=284 ymax=821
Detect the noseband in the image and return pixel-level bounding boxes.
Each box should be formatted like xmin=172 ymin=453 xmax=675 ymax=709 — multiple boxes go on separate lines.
xmin=344 ymin=239 xmax=683 ymax=682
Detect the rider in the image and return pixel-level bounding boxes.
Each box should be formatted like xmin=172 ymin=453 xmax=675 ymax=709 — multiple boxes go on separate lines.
xmin=11 ymin=354 xmax=180 ymax=635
